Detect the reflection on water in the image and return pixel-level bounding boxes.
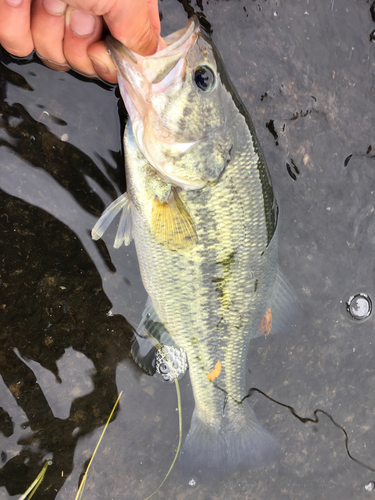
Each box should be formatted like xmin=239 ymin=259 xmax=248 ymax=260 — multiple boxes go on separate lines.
xmin=0 ymin=185 xmax=134 ymax=498
xmin=1 ymin=0 xmax=375 ymax=499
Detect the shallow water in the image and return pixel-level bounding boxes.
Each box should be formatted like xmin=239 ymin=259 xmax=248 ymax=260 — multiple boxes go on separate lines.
xmin=1 ymin=0 xmax=375 ymax=498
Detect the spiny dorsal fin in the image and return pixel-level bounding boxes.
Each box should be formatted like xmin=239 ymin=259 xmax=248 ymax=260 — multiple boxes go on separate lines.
xmin=150 ymin=188 xmax=197 ymax=252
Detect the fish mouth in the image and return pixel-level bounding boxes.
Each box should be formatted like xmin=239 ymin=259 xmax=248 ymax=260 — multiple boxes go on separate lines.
xmin=106 ymin=17 xmax=206 ymax=189
xmin=106 ymin=16 xmax=199 ymax=85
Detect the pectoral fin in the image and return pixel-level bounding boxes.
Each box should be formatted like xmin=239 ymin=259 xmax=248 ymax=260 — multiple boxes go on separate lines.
xmin=150 ymin=187 xmax=197 ymax=252
xmin=91 ymin=193 xmax=133 ymax=248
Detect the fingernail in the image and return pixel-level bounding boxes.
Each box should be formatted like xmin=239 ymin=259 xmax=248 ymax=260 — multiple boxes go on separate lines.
xmin=69 ymin=10 xmax=96 ymax=37
xmin=37 ymin=53 xmax=70 ymax=72
xmin=5 ymin=0 xmax=22 ymax=7
xmin=43 ymin=0 xmax=66 ymax=16
xmin=89 ymin=56 xmax=110 ymax=77
xmin=5 ymin=0 xmax=23 ymax=6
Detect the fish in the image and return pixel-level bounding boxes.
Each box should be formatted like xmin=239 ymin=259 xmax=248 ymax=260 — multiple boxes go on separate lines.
xmin=92 ymin=16 xmax=301 ymax=478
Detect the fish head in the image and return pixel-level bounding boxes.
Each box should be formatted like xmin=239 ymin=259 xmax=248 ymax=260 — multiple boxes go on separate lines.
xmin=107 ymin=16 xmax=235 ymax=190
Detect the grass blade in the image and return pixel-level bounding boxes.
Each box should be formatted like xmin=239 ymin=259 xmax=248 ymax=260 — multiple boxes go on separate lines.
xmin=74 ymin=391 xmax=123 ymax=500
xmin=19 ymin=460 xmax=50 ymax=500
xmin=143 ymin=377 xmax=182 ymax=500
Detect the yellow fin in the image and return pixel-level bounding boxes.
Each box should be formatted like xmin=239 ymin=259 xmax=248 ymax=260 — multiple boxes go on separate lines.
xmin=150 ymin=188 xmax=197 ymax=252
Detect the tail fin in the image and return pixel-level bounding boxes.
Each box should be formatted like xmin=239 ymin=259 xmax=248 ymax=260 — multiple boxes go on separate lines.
xmin=180 ymin=404 xmax=282 ymax=479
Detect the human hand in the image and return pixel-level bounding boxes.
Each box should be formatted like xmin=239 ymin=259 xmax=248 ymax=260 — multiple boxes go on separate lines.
xmin=0 ymin=0 xmax=162 ymax=82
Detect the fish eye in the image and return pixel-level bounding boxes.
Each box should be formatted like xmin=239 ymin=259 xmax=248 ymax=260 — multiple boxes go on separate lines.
xmin=193 ymin=66 xmax=216 ymax=92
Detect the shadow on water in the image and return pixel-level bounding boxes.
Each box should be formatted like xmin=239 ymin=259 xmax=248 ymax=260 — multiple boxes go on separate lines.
xmin=0 ymin=49 xmax=138 ymax=498
xmin=1 ymin=0 xmax=375 ymax=499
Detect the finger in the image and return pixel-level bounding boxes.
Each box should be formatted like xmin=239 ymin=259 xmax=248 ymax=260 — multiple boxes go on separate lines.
xmin=86 ymin=0 xmax=164 ymax=82
xmin=87 ymin=40 xmax=118 ymax=83
xmin=148 ymin=0 xmax=160 ymax=35
xmin=148 ymin=0 xmax=167 ymax=50
xmin=31 ymin=0 xmax=69 ymax=70
xmin=64 ymin=7 xmax=103 ymax=77
xmin=103 ymin=0 xmax=160 ymax=55
xmin=0 ymin=0 xmax=34 ymax=57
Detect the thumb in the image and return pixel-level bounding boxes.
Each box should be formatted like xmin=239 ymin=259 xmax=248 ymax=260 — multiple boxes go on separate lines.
xmin=104 ymin=0 xmax=161 ymax=56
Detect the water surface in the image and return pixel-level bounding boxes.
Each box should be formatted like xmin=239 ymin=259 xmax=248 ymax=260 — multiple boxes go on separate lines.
xmin=1 ymin=1 xmax=375 ymax=499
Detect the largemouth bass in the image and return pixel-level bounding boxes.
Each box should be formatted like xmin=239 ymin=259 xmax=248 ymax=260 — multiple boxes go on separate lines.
xmin=93 ymin=16 xmax=301 ymax=478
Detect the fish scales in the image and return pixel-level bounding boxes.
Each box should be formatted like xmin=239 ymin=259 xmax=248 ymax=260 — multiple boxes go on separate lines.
xmin=93 ymin=16 xmax=301 ymax=478
xmin=126 ymin=109 xmax=278 ymax=461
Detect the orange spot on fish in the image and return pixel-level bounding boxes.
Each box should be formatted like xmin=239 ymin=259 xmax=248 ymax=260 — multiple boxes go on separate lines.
xmin=207 ymin=360 xmax=222 ymax=381
xmin=260 ymin=308 xmax=272 ymax=337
